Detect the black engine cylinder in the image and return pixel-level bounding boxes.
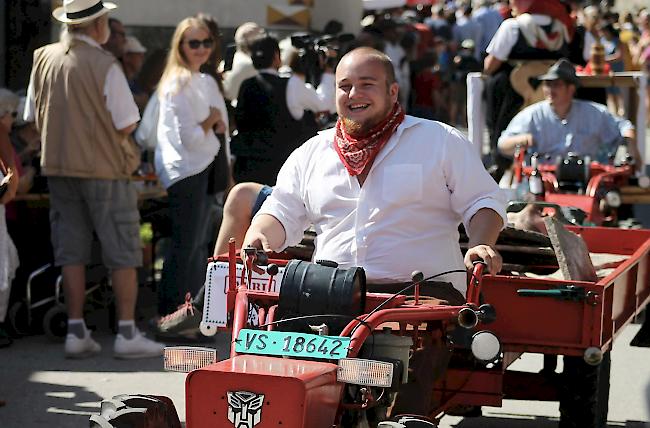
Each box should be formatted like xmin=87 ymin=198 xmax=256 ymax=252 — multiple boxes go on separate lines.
xmin=277 ymin=260 xmax=366 ymax=334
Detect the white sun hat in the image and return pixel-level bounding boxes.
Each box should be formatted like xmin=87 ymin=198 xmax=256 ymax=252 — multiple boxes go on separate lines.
xmin=52 ymin=0 xmax=117 ymax=25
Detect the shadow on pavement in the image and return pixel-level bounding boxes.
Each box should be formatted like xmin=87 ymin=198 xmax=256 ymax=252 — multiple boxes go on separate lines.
xmin=449 ymin=415 xmax=649 ymax=427
xmin=0 ymin=381 xmax=102 ymax=428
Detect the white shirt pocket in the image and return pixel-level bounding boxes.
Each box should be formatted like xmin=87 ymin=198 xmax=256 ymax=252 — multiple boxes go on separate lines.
xmin=382 ymin=164 xmax=423 ymax=204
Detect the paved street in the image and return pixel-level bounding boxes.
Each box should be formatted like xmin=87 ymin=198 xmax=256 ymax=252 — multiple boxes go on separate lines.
xmin=2 ymin=131 xmax=650 ymax=427
xmin=2 ymin=136 xmax=650 ymax=427
xmin=0 ymin=315 xmax=648 ymax=427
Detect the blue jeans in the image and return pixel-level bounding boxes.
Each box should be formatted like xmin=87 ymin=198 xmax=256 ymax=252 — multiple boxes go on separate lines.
xmin=158 ymin=166 xmax=212 ymax=314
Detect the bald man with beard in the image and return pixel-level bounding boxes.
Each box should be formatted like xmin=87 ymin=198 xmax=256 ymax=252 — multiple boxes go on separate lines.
xmin=242 ymin=47 xmax=507 ymax=418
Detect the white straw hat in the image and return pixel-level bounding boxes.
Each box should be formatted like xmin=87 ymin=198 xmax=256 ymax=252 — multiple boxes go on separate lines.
xmin=52 ymin=0 xmax=117 ymax=25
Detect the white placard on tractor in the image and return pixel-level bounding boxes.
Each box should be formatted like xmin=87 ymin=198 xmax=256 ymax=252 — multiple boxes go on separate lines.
xmin=199 ymin=261 xmax=285 ymax=336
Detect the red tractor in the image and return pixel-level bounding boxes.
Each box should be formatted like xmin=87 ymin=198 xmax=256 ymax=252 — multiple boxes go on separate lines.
xmin=510 ymin=148 xmax=636 ymax=226
xmin=91 ymin=225 xmax=650 ymax=428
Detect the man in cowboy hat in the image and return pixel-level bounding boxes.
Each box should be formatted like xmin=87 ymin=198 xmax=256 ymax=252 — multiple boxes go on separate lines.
xmin=23 ymin=0 xmax=164 ymax=359
xmin=483 ymin=0 xmax=575 ymax=181
xmin=497 ymin=58 xmax=641 ymax=168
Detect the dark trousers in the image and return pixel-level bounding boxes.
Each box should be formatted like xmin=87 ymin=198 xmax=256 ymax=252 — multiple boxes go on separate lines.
xmin=367 ymin=281 xmax=466 ymax=417
xmin=158 ymin=167 xmax=212 ymax=314
xmin=485 ymin=68 xmax=523 ymax=179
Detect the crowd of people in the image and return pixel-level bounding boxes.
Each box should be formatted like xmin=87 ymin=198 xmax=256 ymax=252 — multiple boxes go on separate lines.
xmin=0 ymin=0 xmax=648 ymax=365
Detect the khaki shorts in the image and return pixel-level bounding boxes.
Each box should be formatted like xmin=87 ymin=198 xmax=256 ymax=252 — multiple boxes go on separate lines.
xmin=48 ymin=177 xmax=142 ymax=269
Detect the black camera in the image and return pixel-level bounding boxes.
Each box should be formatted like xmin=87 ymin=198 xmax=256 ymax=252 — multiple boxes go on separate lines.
xmin=290 ymin=32 xmax=354 ymax=86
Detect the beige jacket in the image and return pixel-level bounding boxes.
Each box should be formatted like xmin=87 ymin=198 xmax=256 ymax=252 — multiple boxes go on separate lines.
xmin=30 ymin=38 xmax=139 ymax=179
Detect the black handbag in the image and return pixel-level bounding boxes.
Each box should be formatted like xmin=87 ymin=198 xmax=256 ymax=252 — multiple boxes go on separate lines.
xmin=207 ymin=134 xmax=230 ymax=195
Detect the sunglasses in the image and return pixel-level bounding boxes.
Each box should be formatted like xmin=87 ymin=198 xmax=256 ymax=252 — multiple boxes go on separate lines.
xmin=185 ymin=38 xmax=214 ymax=50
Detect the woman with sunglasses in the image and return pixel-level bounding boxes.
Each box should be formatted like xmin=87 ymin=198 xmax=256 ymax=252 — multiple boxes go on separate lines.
xmin=155 ymin=17 xmax=229 ymax=317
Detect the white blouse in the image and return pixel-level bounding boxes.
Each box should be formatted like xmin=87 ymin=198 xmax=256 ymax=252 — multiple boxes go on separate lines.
xmin=155 ymin=72 xmax=229 ymax=189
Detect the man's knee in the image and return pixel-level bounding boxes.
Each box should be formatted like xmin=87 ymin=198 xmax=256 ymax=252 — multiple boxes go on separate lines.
xmin=223 ymin=182 xmax=265 ymax=219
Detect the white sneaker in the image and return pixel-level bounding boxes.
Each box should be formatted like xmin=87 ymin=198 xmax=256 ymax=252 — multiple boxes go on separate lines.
xmin=64 ymin=331 xmax=101 ymax=359
xmin=114 ymin=329 xmax=165 ymax=359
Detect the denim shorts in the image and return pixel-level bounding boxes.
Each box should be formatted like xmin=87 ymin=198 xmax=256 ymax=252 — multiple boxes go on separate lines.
xmin=48 ymin=177 xmax=142 ymax=269
xmin=251 ymin=185 xmax=273 ymax=218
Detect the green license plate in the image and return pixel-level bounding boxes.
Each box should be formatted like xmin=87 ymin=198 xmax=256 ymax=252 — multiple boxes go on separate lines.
xmin=235 ymin=329 xmax=350 ymax=360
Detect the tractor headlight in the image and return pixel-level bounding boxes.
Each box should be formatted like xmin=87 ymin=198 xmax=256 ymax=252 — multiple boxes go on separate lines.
xmin=604 ymin=190 xmax=622 ymax=208
xmin=470 ymin=331 xmax=501 ymax=363
xmin=164 ymin=346 xmax=217 ymax=373
xmin=337 ymin=358 xmax=395 ymax=388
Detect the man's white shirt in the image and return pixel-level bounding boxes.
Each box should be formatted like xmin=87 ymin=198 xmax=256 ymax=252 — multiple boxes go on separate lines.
xmin=256 ymin=116 xmax=507 ymax=294
xmin=286 ymin=73 xmax=336 ymax=120
xmin=486 ymin=14 xmax=552 ymax=61
xmin=257 ymin=68 xmax=336 ymax=121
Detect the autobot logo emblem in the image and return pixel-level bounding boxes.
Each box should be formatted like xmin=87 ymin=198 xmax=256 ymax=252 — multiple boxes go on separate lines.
xmin=227 ymin=391 xmax=265 ymax=428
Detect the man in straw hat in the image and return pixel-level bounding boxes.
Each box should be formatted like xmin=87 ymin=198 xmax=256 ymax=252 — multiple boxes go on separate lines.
xmin=497 ymin=58 xmax=641 ymax=169
xmin=23 ymin=0 xmax=164 ymax=359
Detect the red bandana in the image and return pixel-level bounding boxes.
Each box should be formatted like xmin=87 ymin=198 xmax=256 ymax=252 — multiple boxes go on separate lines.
xmin=334 ymin=103 xmax=405 ymax=176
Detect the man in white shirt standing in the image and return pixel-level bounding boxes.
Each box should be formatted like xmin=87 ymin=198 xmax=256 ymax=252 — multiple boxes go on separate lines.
xmin=221 ymin=22 xmax=266 ymax=103
xmin=242 ymin=47 xmax=506 ymax=417
xmin=24 ymin=0 xmax=163 ymax=359
xmin=482 ymin=0 xmax=573 ymax=180
xmin=233 ymin=35 xmax=335 ymax=185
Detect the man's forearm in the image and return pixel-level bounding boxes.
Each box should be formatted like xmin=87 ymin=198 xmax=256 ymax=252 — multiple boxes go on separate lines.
xmin=243 ymin=213 xmax=287 ymax=252
xmin=498 ymin=133 xmax=532 ymax=157
xmin=467 ymin=208 xmax=503 ymax=247
xmin=483 ymin=54 xmax=503 ymax=75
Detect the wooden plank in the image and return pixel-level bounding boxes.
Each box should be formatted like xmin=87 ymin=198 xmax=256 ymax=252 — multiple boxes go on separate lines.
xmin=543 ymin=216 xmax=598 ymax=282
xmin=621 ymin=195 xmax=650 ymax=204
xmin=578 ymin=73 xmax=638 ymax=88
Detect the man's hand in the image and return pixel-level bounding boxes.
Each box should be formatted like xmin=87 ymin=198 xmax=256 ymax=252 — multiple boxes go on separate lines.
xmin=625 ymin=137 xmax=643 ymax=173
xmin=241 ymin=230 xmax=273 ymax=274
xmin=498 ymin=133 xmax=534 ymax=157
xmin=464 ymin=244 xmax=502 ymax=274
xmin=240 ymin=214 xmax=287 ymax=271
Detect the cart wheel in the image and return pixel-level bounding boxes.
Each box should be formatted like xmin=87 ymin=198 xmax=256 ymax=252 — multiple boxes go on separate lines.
xmin=7 ymin=300 xmax=30 ymax=336
xmin=43 ymin=305 xmax=68 ymax=341
xmin=559 ymin=351 xmax=610 ymax=428
xmin=89 ymin=394 xmax=181 ymax=428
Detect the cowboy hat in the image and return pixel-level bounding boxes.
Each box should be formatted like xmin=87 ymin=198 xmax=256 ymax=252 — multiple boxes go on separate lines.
xmin=52 ymin=0 xmax=117 ymax=25
xmin=537 ymin=58 xmax=581 ymax=87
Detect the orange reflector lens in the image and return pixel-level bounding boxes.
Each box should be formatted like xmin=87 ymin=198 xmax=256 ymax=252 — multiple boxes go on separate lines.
xmin=164 ymin=346 xmax=216 ymax=372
